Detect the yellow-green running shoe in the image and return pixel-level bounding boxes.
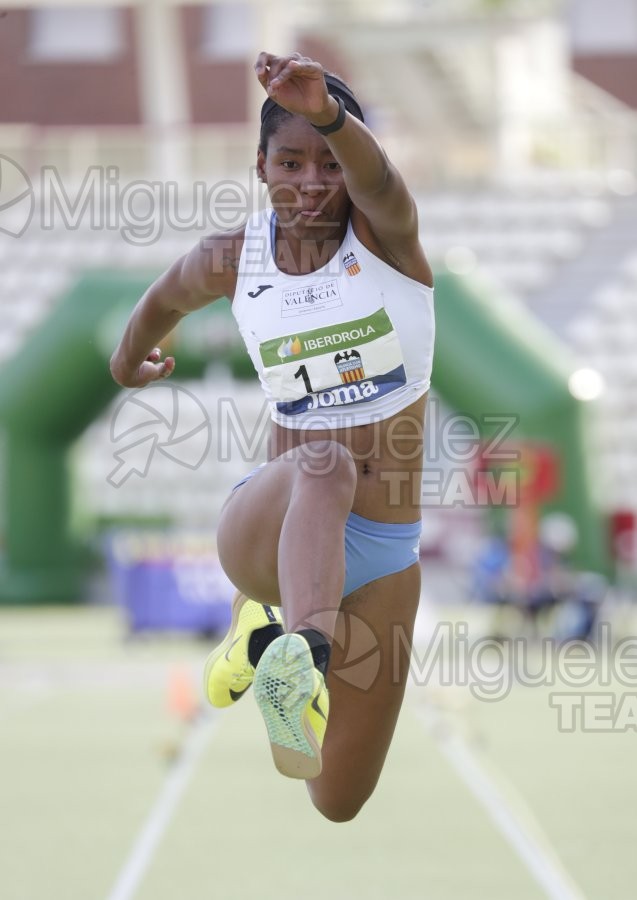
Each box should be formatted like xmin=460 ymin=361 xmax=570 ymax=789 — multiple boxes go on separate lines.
xmin=204 ymin=594 xmax=283 ymax=708
xmin=253 ymin=633 xmax=329 ymax=780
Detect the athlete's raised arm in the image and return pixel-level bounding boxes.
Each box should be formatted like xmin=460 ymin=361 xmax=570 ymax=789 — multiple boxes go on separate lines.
xmin=255 ymin=51 xmax=431 ymax=282
xmin=110 ymin=229 xmax=243 ymax=388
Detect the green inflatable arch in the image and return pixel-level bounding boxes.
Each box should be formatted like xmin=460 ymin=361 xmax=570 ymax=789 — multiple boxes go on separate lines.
xmin=0 ymin=269 xmax=609 ymax=603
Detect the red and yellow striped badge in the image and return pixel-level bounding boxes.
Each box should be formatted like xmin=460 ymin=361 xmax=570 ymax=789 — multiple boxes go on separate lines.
xmin=343 ymin=251 xmax=361 ymax=276
xmin=339 ymin=367 xmax=365 ymax=383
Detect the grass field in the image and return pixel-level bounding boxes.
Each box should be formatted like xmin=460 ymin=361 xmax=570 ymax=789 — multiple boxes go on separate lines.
xmin=2 ymin=589 xmax=636 ymax=900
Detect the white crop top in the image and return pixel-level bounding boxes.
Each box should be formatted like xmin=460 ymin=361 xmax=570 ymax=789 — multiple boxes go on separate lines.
xmin=231 ymin=208 xmax=435 ymax=430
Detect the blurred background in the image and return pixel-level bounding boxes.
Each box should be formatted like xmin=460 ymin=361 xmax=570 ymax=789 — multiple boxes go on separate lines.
xmin=1 ymin=1 xmax=637 ymax=898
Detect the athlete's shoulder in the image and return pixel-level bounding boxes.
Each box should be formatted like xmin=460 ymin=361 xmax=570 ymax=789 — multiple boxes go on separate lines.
xmin=349 ymin=206 xmax=433 ymax=288
xmin=179 ymin=225 xmax=247 ymax=305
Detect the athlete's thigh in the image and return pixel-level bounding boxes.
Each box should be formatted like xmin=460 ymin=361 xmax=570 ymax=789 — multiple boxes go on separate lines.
xmin=216 ymin=457 xmax=297 ymax=605
xmin=306 ymin=562 xmax=421 ymax=820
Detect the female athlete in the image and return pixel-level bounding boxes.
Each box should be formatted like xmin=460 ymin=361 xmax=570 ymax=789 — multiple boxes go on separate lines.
xmin=110 ymin=51 xmax=435 ymax=822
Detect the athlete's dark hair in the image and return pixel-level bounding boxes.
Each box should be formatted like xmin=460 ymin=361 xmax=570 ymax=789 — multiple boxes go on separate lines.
xmin=258 ymin=71 xmax=365 ymax=154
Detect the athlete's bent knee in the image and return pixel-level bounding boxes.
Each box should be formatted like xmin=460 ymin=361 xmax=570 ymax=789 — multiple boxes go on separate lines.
xmin=295 ymin=440 xmax=356 ymax=490
xmin=309 ymin=789 xmax=369 ymax=823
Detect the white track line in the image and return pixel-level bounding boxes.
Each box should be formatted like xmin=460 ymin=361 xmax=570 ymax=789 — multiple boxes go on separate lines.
xmin=105 ymin=713 xmax=218 ymax=900
xmin=414 ymin=704 xmax=588 ymax=900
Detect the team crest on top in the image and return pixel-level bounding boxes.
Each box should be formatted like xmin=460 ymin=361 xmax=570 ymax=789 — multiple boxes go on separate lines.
xmin=343 ymin=251 xmax=361 ymax=276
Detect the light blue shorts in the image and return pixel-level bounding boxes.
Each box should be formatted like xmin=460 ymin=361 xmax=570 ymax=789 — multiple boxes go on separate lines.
xmin=231 ymin=466 xmax=422 ymax=597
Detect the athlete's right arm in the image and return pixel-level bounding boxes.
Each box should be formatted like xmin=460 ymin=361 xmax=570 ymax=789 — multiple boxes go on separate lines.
xmin=110 ymin=229 xmax=244 ymax=388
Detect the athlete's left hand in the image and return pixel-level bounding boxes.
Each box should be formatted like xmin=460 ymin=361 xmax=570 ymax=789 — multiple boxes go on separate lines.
xmin=254 ymin=52 xmax=335 ymax=123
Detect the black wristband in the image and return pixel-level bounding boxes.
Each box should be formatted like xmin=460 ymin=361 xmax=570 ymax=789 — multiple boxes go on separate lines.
xmin=311 ymin=96 xmax=346 ymax=136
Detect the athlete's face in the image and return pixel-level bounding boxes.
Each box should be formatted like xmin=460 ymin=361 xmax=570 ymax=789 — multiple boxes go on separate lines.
xmin=257 ymin=116 xmax=350 ymax=240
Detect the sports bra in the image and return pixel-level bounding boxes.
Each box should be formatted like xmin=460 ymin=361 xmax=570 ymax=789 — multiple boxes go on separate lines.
xmin=231 ymin=208 xmax=435 ymax=430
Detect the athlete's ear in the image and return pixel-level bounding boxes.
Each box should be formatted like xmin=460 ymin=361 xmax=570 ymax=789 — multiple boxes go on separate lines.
xmin=256 ymin=148 xmax=267 ymax=183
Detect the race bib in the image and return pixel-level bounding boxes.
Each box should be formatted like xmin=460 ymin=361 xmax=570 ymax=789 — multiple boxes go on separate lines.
xmin=258 ymin=309 xmax=406 ymax=415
